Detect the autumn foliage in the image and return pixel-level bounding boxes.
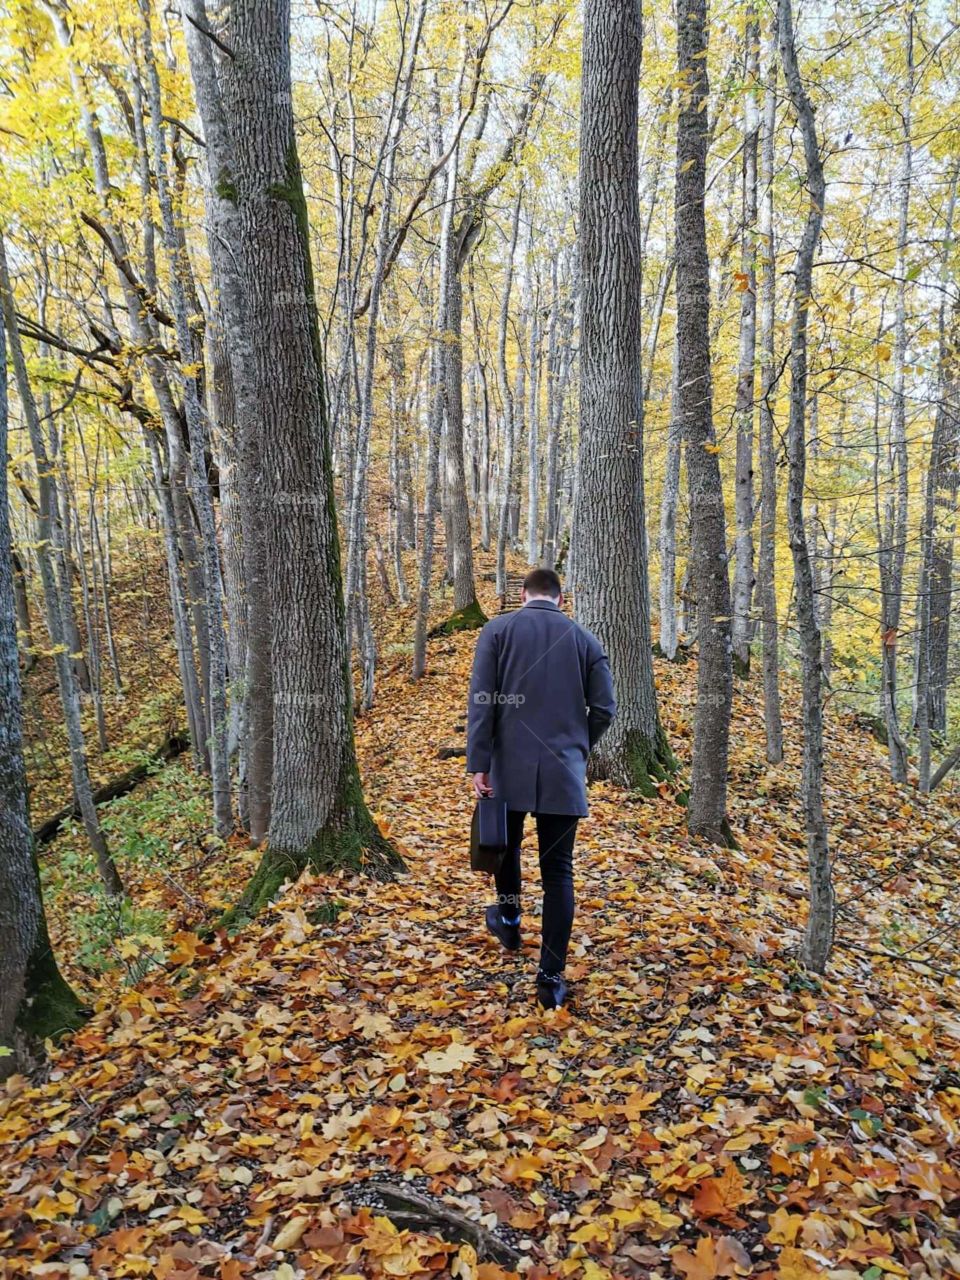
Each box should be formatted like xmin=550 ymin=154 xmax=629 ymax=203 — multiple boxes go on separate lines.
xmin=2 ymin=606 xmax=960 ymax=1278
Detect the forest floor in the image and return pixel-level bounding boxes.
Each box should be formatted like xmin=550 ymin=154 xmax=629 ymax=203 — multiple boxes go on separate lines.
xmin=3 ymin=578 xmax=960 ymax=1280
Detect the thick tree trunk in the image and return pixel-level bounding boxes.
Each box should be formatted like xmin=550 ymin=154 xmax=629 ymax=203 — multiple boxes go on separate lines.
xmin=183 ymin=0 xmax=273 ymax=844
xmin=572 ymin=0 xmax=673 ymax=794
xmin=757 ymin=15 xmax=783 ymax=763
xmin=731 ymin=9 xmax=760 ymax=676
xmin=227 ymin=0 xmax=401 ymax=919
xmin=0 ymin=301 xmax=85 ymax=1077
xmin=778 ymin=0 xmax=834 ymax=973
xmin=675 ymin=0 xmax=733 ymax=840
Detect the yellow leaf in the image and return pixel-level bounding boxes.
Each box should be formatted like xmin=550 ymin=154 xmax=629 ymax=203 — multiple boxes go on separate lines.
xmin=767 ymin=1206 xmax=802 ymax=1245
xmin=623 ymin=1089 xmax=661 ymax=1120
xmin=421 ymin=1042 xmax=476 ymax=1074
xmin=272 ymin=1215 xmax=310 ymax=1250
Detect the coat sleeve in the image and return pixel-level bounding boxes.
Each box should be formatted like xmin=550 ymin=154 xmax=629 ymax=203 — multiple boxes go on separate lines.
xmin=466 ymin=623 xmax=499 ymax=773
xmin=586 ymin=635 xmax=617 ymax=749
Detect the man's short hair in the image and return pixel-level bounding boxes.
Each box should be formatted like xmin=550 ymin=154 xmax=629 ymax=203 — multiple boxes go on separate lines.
xmin=523 ymin=567 xmax=562 ymax=599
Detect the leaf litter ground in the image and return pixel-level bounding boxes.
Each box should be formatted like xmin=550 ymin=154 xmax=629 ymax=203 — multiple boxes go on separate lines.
xmin=3 ymin=626 xmax=960 ymax=1280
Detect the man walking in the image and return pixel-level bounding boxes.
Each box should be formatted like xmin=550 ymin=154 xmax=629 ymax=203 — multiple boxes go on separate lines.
xmin=466 ymin=568 xmax=616 ymax=1008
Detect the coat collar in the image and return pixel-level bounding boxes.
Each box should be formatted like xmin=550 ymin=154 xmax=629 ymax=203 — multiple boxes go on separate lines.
xmin=522 ymin=598 xmax=560 ymax=610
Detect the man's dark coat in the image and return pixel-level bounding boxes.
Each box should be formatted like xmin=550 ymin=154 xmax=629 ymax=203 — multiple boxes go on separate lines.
xmin=466 ymin=599 xmax=617 ymax=816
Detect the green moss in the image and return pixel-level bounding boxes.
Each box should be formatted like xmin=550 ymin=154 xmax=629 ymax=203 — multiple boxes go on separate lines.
xmin=18 ymin=941 xmax=89 ymax=1043
xmin=429 ymin=597 xmax=487 ymax=636
xmin=220 ymin=759 xmax=404 ymax=931
xmin=732 ymin=651 xmax=751 ymax=679
xmin=652 ymin=640 xmax=691 ymax=664
xmin=621 ymin=725 xmax=678 ymax=798
xmin=214 ymin=167 xmax=237 ymax=203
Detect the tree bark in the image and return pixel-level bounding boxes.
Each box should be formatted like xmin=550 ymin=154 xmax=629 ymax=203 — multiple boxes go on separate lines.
xmin=757 ymin=13 xmax=782 ymax=763
xmin=496 ymin=189 xmax=523 ymax=598
xmin=731 ymin=8 xmax=760 ymax=676
xmin=183 ymin=0 xmax=271 ymax=840
xmin=657 ymin=336 xmax=682 ymax=660
xmin=572 ymin=0 xmax=673 ymax=794
xmin=141 ymin=1 xmax=232 ymax=836
xmin=227 ymin=0 xmax=402 ymax=920
xmin=778 ymin=0 xmax=834 ymax=973
xmin=11 ymin=551 xmax=36 ymax=672
xmin=675 ymin=0 xmax=733 ymax=840
xmin=0 ymin=235 xmax=124 ymax=900
xmin=0 ymin=299 xmax=86 ymax=1077
xmin=878 ymin=9 xmax=914 ymax=783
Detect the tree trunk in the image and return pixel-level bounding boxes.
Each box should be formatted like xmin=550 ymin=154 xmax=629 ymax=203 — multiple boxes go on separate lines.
xmin=919 ymin=304 xmax=960 ymax=788
xmin=345 ymin=0 xmax=429 ymax=687
xmin=182 ymin=0 xmax=273 ymax=844
xmin=0 ymin=300 xmax=85 ymax=1077
xmin=227 ymin=0 xmax=401 ymax=919
xmin=731 ymin=8 xmax=760 ymax=676
xmin=657 ymin=337 xmax=682 ymax=659
xmin=879 ymin=9 xmax=914 ymax=783
xmin=526 ymin=259 xmax=541 ymax=566
xmin=572 ymin=0 xmax=674 ymax=794
xmin=412 ymin=107 xmax=462 ymax=677
xmin=0 ymin=236 xmax=124 ymax=900
xmin=757 ymin=11 xmax=783 ymax=764
xmin=11 ymin=551 xmax=36 ymax=673
xmin=778 ymin=0 xmax=834 ymax=973
xmin=141 ymin=1 xmax=232 ymax=836
xmin=496 ymin=189 xmax=523 ymax=598
xmin=676 ymin=0 xmax=733 ymax=840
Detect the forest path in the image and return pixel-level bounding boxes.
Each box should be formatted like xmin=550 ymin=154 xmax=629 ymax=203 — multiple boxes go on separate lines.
xmin=3 ymin=629 xmax=960 ymax=1278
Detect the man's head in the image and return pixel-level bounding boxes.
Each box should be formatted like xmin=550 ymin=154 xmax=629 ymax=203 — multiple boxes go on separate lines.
xmin=521 ymin=567 xmax=563 ymax=606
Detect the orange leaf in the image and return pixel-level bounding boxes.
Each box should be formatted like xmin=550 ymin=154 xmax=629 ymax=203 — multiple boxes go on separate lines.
xmin=692 ymin=1164 xmax=752 ymax=1221
xmin=673 ymin=1234 xmax=719 ymax=1280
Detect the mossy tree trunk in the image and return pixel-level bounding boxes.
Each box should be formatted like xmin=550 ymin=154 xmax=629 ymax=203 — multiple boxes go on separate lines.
xmin=226 ymin=0 xmax=402 ymax=922
xmin=0 ymin=287 xmax=86 ymax=1078
xmin=675 ymin=0 xmax=734 ymax=840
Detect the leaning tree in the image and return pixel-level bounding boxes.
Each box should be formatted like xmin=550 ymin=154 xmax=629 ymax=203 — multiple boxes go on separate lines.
xmin=0 ymin=289 xmax=86 ymax=1076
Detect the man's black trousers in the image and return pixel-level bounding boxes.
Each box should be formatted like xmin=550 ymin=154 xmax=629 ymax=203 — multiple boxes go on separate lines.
xmin=494 ymin=810 xmax=580 ymax=976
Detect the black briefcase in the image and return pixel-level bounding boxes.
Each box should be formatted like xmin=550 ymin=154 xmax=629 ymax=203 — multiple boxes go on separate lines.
xmin=470 ymin=797 xmax=509 ymax=874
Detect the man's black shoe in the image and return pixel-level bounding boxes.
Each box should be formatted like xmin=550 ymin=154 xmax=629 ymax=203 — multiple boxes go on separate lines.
xmin=485 ymin=904 xmax=521 ymax=952
xmin=536 ymin=974 xmax=569 ymax=1010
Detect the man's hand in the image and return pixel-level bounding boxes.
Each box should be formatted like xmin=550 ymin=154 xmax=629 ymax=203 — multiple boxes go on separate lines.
xmin=472 ymin=772 xmax=493 ymax=799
